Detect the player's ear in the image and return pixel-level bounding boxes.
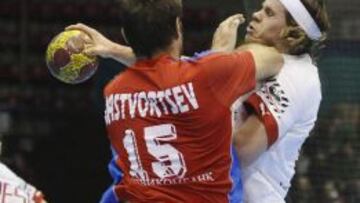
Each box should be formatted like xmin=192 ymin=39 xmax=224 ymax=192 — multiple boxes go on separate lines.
xmin=281 ymin=26 xmax=307 ymax=50
xmin=121 ymin=27 xmax=129 ymax=45
xmin=175 ymin=17 xmax=182 ymax=39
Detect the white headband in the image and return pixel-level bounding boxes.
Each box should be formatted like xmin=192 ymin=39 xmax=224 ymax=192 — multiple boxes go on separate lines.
xmin=279 ymin=0 xmax=322 ymax=40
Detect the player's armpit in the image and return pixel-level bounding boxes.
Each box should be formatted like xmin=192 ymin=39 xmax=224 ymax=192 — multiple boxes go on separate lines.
xmin=233 ymin=115 xmax=268 ymax=167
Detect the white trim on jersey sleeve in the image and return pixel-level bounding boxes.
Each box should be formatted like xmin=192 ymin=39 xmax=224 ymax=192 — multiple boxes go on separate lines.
xmin=255 ymin=77 xmax=297 ymax=140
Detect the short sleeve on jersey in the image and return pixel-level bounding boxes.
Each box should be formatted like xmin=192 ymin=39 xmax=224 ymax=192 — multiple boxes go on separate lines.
xmin=203 ymin=51 xmax=256 ymax=107
xmin=244 ymin=55 xmax=321 ymax=149
xmin=246 ymin=93 xmax=279 ymax=147
xmin=245 ymin=77 xmax=298 ymax=147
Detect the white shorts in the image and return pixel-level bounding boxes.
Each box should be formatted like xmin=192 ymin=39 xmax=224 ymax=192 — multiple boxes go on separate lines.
xmin=243 ymin=171 xmax=285 ymax=203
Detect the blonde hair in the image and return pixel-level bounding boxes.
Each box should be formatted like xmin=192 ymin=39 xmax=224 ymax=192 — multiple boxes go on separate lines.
xmin=281 ymin=0 xmax=331 ymax=58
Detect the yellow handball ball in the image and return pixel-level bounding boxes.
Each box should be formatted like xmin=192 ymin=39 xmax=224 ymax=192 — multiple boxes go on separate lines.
xmin=45 ymin=30 xmax=98 ymax=84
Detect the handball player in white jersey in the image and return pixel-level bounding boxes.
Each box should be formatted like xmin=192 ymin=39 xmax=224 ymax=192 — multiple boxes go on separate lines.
xmin=232 ymin=0 xmax=330 ymax=202
xmin=0 ymin=160 xmax=46 ymax=203
xmin=0 ymin=130 xmax=46 ymax=203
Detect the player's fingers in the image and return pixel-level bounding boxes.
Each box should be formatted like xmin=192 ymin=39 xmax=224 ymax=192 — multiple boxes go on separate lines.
xmin=229 ymin=13 xmax=244 ymax=21
xmin=83 ymin=45 xmax=96 ymax=56
xmin=220 ymin=13 xmax=244 ymax=27
xmin=84 ymin=46 xmax=103 ymax=57
xmin=236 ymin=15 xmax=246 ymax=25
xmin=79 ymin=32 xmax=93 ymax=44
xmin=228 ymin=14 xmax=245 ymax=27
xmin=219 ymin=15 xmax=233 ymax=28
xmin=66 ymin=23 xmax=98 ymax=39
xmin=66 ymin=25 xmax=92 ymax=39
xmin=66 ymin=24 xmax=86 ymax=32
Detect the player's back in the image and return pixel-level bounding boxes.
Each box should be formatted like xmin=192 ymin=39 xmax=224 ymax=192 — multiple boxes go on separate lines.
xmin=104 ymin=52 xmax=255 ymax=202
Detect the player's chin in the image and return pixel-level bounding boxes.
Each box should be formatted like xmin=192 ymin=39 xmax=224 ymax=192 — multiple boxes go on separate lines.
xmin=245 ymin=34 xmax=258 ymax=43
xmin=244 ymin=34 xmax=265 ymax=45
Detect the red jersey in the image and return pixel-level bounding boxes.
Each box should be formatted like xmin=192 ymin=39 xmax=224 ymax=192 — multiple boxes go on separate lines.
xmin=103 ymin=51 xmax=255 ymax=203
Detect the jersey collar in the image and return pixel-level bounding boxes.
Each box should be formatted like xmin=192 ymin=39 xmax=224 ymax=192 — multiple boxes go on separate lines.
xmin=133 ymin=54 xmax=178 ymax=69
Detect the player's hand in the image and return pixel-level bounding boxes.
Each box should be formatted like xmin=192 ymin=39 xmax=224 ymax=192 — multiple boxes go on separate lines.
xmin=211 ymin=14 xmax=245 ymax=52
xmin=33 ymin=191 xmax=47 ymax=203
xmin=66 ymin=23 xmax=136 ymax=66
xmin=66 ymin=23 xmax=117 ymax=58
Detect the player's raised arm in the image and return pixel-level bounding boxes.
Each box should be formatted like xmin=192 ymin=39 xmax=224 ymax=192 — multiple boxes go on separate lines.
xmin=210 ymin=14 xmax=283 ymax=81
xmin=237 ymin=43 xmax=283 ymax=81
xmin=211 ymin=14 xmax=245 ymax=52
xmin=209 ymin=14 xmax=282 ymax=166
xmin=66 ymin=23 xmax=136 ymax=66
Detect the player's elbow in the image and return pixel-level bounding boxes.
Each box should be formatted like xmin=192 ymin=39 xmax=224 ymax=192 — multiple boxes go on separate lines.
xmin=253 ymin=46 xmax=284 ymax=80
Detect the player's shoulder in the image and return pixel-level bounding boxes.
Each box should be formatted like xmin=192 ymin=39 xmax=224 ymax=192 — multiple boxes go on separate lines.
xmin=283 ymin=54 xmax=318 ymax=77
xmin=181 ymin=50 xmax=250 ymax=65
xmin=182 ymin=50 xmax=254 ymax=81
xmin=180 ymin=51 xmax=228 ymax=77
xmin=103 ymin=69 xmax=135 ymax=96
xmin=276 ymin=54 xmax=321 ymax=105
xmin=181 ymin=50 xmax=223 ymax=63
xmin=281 ymin=54 xmax=320 ymax=89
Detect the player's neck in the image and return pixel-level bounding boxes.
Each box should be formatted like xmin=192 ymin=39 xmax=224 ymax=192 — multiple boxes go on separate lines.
xmin=150 ymin=39 xmax=181 ymax=60
xmin=274 ymin=43 xmax=288 ymax=55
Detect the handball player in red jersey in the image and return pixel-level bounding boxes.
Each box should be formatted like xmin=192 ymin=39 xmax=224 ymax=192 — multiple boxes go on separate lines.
xmin=68 ymin=0 xmax=283 ymax=202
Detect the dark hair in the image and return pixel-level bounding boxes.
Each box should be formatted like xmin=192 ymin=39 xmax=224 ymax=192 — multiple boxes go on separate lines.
xmin=119 ymin=0 xmax=183 ymax=58
xmin=283 ymin=0 xmax=331 ymax=57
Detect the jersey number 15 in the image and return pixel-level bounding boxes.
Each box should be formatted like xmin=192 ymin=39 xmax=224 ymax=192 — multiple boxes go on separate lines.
xmin=123 ymin=124 xmax=187 ymax=181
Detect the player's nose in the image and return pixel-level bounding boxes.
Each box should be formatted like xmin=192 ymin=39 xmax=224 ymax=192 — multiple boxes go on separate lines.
xmin=251 ymin=10 xmax=262 ymax=23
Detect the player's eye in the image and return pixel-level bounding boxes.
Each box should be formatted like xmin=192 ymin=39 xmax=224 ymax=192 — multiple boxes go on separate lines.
xmin=265 ymin=8 xmax=275 ymax=17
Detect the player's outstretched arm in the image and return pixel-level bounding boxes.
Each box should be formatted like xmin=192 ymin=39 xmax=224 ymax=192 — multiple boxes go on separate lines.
xmin=66 ymin=23 xmax=136 ymax=66
xmin=237 ymin=43 xmax=283 ymax=81
xmin=233 ymin=114 xmax=268 ymax=167
xmin=211 ymin=14 xmax=283 ymax=81
xmin=211 ymin=13 xmax=245 ymax=52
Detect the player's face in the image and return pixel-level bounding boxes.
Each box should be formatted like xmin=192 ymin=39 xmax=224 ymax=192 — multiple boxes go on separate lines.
xmin=245 ymin=0 xmax=287 ymax=49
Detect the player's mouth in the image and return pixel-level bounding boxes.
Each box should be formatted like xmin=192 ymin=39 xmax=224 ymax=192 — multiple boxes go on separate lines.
xmin=246 ymin=23 xmax=256 ymax=34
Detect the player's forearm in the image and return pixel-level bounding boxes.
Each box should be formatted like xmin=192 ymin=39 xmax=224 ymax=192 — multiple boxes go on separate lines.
xmin=233 ymin=115 xmax=268 ymax=167
xmin=236 ymin=43 xmax=283 ymax=81
xmin=107 ymin=43 xmax=136 ymax=66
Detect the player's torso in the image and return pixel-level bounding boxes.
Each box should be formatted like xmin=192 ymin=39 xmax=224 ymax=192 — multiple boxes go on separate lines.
xmin=243 ymin=54 xmax=322 ymax=198
xmin=104 ymin=56 xmax=234 ymax=202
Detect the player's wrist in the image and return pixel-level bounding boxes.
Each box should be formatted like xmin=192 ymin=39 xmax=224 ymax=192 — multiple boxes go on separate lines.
xmin=110 ymin=43 xmax=136 ymax=66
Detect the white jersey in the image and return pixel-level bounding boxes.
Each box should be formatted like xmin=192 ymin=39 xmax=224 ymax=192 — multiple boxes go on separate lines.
xmin=242 ymin=54 xmax=321 ymax=202
xmin=0 ymin=162 xmax=38 ymax=203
